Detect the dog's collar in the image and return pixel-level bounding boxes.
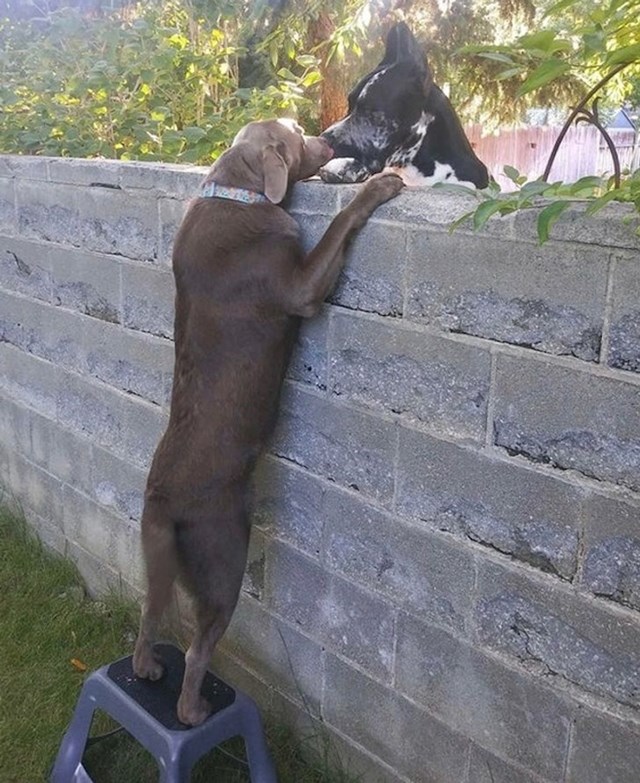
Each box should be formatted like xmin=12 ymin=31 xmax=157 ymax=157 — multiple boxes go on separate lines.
xmin=200 ymin=181 xmax=269 ymax=204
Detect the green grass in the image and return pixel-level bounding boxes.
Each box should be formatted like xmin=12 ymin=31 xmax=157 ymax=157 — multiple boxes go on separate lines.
xmin=0 ymin=506 xmax=362 ymax=783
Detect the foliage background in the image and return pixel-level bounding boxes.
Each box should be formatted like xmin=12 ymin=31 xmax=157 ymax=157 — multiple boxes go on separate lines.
xmin=0 ymin=0 xmax=638 ymax=169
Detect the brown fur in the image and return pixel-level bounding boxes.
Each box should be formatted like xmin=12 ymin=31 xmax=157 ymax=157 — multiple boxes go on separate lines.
xmin=132 ymin=119 xmax=404 ymax=725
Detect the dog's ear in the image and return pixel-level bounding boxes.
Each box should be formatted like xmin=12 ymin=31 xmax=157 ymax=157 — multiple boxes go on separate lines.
xmin=262 ymin=143 xmax=289 ymax=203
xmin=382 ymin=22 xmax=422 ymax=67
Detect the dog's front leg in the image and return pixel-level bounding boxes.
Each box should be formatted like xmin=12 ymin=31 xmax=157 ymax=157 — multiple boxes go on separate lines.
xmin=287 ymin=172 xmax=404 ymax=317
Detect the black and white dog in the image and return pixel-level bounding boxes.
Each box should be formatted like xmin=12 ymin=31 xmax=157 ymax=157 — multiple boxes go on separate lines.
xmin=320 ymin=22 xmax=489 ymax=189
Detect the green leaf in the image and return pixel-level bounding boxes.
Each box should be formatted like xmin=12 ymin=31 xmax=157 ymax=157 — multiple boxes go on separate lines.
xmin=517 ymin=31 xmax=558 ymax=53
xmin=537 ymin=201 xmax=570 ymax=243
xmin=517 ymin=59 xmax=570 ymax=96
xmin=496 ymin=67 xmax=525 ymax=81
xmin=503 ymin=165 xmax=521 ymax=183
xmin=478 ymin=52 xmax=515 ymax=64
xmin=296 ymin=55 xmax=317 ymax=68
xmin=432 ymin=182 xmax=482 ymax=198
xmin=448 ymin=209 xmax=477 ymax=233
xmin=301 ymin=71 xmax=323 ymax=87
xmin=568 ymin=176 xmax=606 ymax=195
xmin=585 ymin=190 xmax=619 ymax=215
xmin=473 ymin=200 xmax=508 ymax=230
xmin=604 ymin=43 xmax=640 ymax=68
xmin=277 ymin=67 xmax=297 ymax=82
xmin=518 ymin=180 xmax=552 ymax=202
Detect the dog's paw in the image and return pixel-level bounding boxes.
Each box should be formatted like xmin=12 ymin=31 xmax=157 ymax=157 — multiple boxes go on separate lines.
xmin=177 ymin=694 xmax=212 ymax=727
xmin=133 ymin=648 xmax=165 ymax=681
xmin=362 ymin=171 xmax=405 ymax=203
xmin=319 ymin=158 xmax=371 ymax=184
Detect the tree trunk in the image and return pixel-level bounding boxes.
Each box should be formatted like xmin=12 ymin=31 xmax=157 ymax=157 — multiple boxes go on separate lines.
xmin=308 ymin=10 xmax=347 ymax=129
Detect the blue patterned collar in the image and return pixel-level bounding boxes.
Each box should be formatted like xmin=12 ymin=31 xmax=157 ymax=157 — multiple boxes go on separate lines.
xmin=200 ymin=181 xmax=269 ymax=204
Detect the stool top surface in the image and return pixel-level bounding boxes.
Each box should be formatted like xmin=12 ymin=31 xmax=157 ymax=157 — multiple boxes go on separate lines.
xmin=107 ymin=643 xmax=236 ymax=731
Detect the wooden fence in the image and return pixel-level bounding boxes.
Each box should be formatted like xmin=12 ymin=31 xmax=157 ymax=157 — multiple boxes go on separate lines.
xmin=465 ymin=124 xmax=638 ymax=191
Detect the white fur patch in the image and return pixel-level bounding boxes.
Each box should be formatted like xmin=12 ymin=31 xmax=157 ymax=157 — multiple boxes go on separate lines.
xmin=359 ymin=67 xmax=390 ymax=100
xmin=321 ymin=158 xmax=356 ymax=178
xmin=319 ymin=157 xmax=371 ymax=184
xmin=389 ymin=162 xmax=477 ymax=190
xmin=385 ymin=112 xmax=432 ymax=168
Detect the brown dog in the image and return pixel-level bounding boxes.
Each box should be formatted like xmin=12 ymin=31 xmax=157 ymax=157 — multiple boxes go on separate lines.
xmin=132 ymin=118 xmax=404 ymax=726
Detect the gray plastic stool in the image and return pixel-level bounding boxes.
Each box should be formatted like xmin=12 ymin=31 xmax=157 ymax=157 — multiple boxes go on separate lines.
xmin=50 ymin=643 xmax=277 ymax=783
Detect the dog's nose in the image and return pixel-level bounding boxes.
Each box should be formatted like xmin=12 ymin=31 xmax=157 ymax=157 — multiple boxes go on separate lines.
xmin=321 ymin=138 xmax=334 ymax=159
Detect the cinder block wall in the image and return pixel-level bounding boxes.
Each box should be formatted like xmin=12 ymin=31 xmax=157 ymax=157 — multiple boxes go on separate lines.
xmin=2 ymin=154 xmax=640 ymax=783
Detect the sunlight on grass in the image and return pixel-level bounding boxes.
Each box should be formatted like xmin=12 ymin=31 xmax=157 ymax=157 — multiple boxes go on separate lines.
xmin=0 ymin=506 xmax=363 ymax=782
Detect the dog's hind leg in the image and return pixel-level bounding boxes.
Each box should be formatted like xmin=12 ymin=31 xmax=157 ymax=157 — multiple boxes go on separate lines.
xmin=174 ymin=502 xmax=249 ymax=726
xmin=133 ymin=502 xmax=178 ymax=681
xmin=176 ymin=601 xmax=235 ymax=726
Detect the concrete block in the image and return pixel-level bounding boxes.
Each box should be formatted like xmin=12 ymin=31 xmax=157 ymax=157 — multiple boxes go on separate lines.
xmin=476 ymin=558 xmax=640 ymax=709
xmin=55 ymin=371 xmax=127 ymax=456
xmin=0 ymin=391 xmax=32 ymax=456
xmin=27 ymin=510 xmax=67 ymax=556
xmin=312 ymin=725 xmax=408 ymax=783
xmin=17 ymin=180 xmax=159 ymax=262
xmin=267 ymin=541 xmax=396 ymax=681
xmin=158 ymin=197 xmax=188 ymax=267
xmin=243 ymin=526 xmax=266 ymax=601
xmin=607 ymin=251 xmax=640 ymax=373
xmin=65 ymin=539 xmax=121 ymax=597
xmin=0 ymin=289 xmax=86 ymax=374
xmin=28 ymin=410 xmax=94 ymax=498
xmin=467 ymin=745 xmax=545 ymax=783
xmin=330 ymin=313 xmax=491 ymax=443
xmin=287 ymin=306 xmax=329 ymax=389
xmin=323 ymin=488 xmax=475 ymax=633
xmin=396 ymin=613 xmax=572 ymax=780
xmin=0 ymin=342 xmax=58 ymax=418
xmin=49 ymin=244 xmax=120 ymax=323
xmin=0 ymin=178 xmax=16 ymax=235
xmin=123 ymin=400 xmax=167 ymax=470
xmin=0 ymin=237 xmax=51 ymax=301
xmin=62 ymin=484 xmax=142 ymax=586
xmin=294 ymin=214 xmax=405 ymax=316
xmin=514 ymin=200 xmax=640 ymax=251
xmin=251 ymin=456 xmax=325 ymax=558
xmin=567 ymin=709 xmax=640 ymax=783
xmin=271 ymin=383 xmax=396 ymax=505
xmin=118 ymin=160 xmax=203 ymax=198
xmin=221 ymin=593 xmax=324 ymax=715
xmin=84 ymin=321 xmax=173 ymax=406
xmin=90 ymin=445 xmax=147 ymax=522
xmin=5 ymin=450 xmax=64 ymax=528
xmin=493 ymin=354 xmax=640 ymax=492
xmin=47 ymin=158 xmax=121 ymax=187
xmin=287 ymin=179 xmax=340 ymax=215
xmin=582 ymin=493 xmax=640 ymax=611
xmin=323 ymin=654 xmax=470 ymax=783
xmin=329 ymin=221 xmax=407 ymax=317
xmin=407 ymin=232 xmax=607 ymax=361
xmin=396 ymin=427 xmax=582 ymax=580
xmin=121 ymin=262 xmax=175 ymax=339
xmin=0 ymin=287 xmax=170 ymax=407
xmin=337 ymin=183 xmax=484 ymax=230
xmin=0 ymin=154 xmax=50 ymax=180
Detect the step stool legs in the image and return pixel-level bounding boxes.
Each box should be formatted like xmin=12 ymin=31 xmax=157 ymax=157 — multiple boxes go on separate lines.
xmin=238 ymin=694 xmax=277 ymax=783
xmin=50 ymin=688 xmax=97 ymax=783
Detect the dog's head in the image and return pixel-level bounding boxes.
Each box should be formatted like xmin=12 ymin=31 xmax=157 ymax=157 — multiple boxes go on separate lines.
xmin=320 ymin=22 xmax=488 ymax=189
xmin=209 ymin=119 xmax=334 ymax=203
